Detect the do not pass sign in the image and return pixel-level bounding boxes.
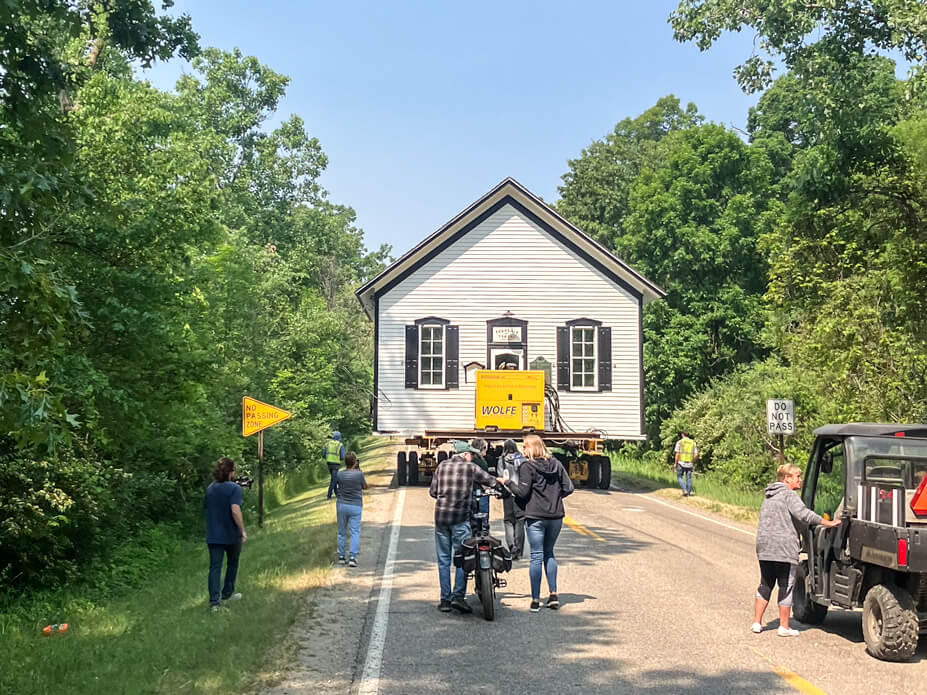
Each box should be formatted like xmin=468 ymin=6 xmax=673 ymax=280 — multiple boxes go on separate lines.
xmin=766 ymin=399 xmax=795 ymax=435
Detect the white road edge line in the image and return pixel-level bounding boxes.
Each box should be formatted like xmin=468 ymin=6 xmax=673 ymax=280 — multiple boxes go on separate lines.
xmin=613 ymin=483 xmax=756 ymax=538
xmin=357 ymin=486 xmax=406 ymax=695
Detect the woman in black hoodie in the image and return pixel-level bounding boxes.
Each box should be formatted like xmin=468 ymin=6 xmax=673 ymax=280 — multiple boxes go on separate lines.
xmin=499 ymin=435 xmax=574 ymax=612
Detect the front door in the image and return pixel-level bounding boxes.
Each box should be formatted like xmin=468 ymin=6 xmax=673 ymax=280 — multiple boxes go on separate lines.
xmin=486 ymin=317 xmax=527 ymax=370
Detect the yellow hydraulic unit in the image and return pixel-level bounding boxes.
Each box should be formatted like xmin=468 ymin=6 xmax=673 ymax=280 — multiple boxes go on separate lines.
xmin=474 ymin=370 xmax=544 ymax=430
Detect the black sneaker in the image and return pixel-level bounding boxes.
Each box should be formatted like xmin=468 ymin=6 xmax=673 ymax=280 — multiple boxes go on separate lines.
xmin=348 ymin=557 xmax=357 ymax=567
xmin=338 ymin=556 xmax=347 ymax=565
xmin=530 ymin=600 xmax=541 ymax=612
xmin=450 ymin=597 xmax=473 ymax=614
xmin=438 ymin=600 xmax=452 ymax=612
xmin=546 ymin=594 xmax=560 ymax=610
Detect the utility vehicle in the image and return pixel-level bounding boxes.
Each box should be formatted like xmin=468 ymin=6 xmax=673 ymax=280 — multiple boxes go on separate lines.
xmin=795 ymin=423 xmax=927 ymax=660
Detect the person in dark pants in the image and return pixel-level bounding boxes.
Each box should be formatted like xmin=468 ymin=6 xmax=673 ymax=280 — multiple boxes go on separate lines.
xmin=499 ymin=434 xmax=573 ymax=613
xmin=324 ymin=431 xmax=346 ymax=500
xmin=500 ymin=439 xmax=526 ymax=560
xmin=469 ymin=438 xmax=491 ymax=535
xmin=204 ymin=457 xmax=247 ymax=611
xmin=752 ymin=463 xmax=841 ymax=635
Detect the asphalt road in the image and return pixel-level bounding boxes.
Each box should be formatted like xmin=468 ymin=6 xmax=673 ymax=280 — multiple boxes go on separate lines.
xmin=349 ymin=482 xmax=927 ymax=695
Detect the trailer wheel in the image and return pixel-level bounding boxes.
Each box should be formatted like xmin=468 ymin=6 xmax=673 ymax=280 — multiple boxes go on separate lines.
xmin=408 ymin=451 xmax=420 ymax=485
xmin=437 ymin=450 xmax=448 ymax=464
xmin=582 ymin=455 xmax=599 ymax=488
xmin=862 ymin=583 xmax=918 ymax=661
xmin=596 ymin=455 xmax=612 ymax=489
xmin=397 ymin=451 xmax=407 ymax=486
xmin=792 ymin=561 xmax=827 ymax=625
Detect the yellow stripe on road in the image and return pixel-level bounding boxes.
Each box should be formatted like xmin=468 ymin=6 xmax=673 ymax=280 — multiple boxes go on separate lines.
xmin=563 ymin=514 xmax=605 ymax=542
xmin=747 ymin=646 xmax=827 ymax=695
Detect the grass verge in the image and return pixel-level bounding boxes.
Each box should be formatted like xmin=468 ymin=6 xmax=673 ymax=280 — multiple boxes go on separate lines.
xmin=0 ymin=435 xmax=392 ymax=695
xmin=607 ymin=454 xmax=763 ymax=523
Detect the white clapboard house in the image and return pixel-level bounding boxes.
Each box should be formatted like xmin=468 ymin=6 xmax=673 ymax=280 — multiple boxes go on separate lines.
xmin=355 ymin=178 xmax=665 ymax=441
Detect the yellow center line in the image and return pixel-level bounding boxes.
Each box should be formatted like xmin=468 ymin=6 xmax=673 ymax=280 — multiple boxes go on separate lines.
xmin=563 ymin=514 xmax=605 ymax=542
xmin=747 ymin=645 xmax=827 ymax=695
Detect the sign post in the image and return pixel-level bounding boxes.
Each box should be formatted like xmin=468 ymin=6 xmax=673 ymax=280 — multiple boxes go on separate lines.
xmin=766 ymin=399 xmax=795 ymax=464
xmin=242 ymin=396 xmax=292 ymax=527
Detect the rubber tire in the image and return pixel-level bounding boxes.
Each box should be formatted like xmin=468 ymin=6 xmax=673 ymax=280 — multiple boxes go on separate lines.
xmin=792 ymin=561 xmax=828 ymax=625
xmin=437 ymin=450 xmax=448 ymax=464
xmin=408 ymin=451 xmax=419 ymax=485
xmin=596 ymin=455 xmax=612 ymax=489
xmin=862 ymin=583 xmax=919 ymax=661
xmin=478 ymin=566 xmax=495 ymax=621
xmin=582 ymin=455 xmax=598 ymax=488
xmin=397 ymin=451 xmax=407 ymax=486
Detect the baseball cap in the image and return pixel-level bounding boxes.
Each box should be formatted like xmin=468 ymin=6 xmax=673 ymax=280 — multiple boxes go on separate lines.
xmin=452 ymin=440 xmax=481 ymax=455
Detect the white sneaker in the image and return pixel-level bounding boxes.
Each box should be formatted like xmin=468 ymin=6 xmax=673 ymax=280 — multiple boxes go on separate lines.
xmin=777 ymin=626 xmax=799 ymax=637
xmin=224 ymin=592 xmax=242 ymax=602
xmin=751 ymin=622 xmax=762 ymax=633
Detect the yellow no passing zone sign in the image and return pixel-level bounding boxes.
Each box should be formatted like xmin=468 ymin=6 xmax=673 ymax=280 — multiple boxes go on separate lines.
xmin=242 ymin=396 xmax=292 ymax=437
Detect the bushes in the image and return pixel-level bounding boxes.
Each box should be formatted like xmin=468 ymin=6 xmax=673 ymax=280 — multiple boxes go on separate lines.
xmin=659 ymin=358 xmax=829 ymax=490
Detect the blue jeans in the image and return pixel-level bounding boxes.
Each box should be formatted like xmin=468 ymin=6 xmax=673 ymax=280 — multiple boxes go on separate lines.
xmin=525 ymin=518 xmax=562 ymax=600
xmin=208 ymin=542 xmax=242 ymax=606
xmin=435 ymin=521 xmax=470 ymax=602
xmin=677 ymin=466 xmax=692 ymax=494
xmin=327 ymin=464 xmax=340 ymax=498
xmin=337 ymin=502 xmax=363 ymax=558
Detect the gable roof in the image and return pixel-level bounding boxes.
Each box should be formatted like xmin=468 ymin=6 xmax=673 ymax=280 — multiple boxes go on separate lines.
xmin=355 ymin=177 xmax=666 ymax=319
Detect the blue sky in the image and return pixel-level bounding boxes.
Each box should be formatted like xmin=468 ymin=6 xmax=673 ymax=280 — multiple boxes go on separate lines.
xmin=145 ymin=2 xmax=763 ymax=258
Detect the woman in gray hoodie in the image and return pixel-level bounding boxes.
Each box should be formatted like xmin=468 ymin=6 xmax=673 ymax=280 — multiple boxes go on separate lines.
xmin=753 ymin=463 xmax=841 ymax=636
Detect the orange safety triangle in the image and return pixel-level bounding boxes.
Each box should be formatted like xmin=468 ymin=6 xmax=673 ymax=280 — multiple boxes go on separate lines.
xmin=242 ymin=396 xmax=292 ymax=437
xmin=911 ymin=474 xmax=927 ymax=517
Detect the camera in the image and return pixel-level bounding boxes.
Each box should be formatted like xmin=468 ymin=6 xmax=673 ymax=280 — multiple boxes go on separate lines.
xmin=234 ymin=475 xmax=254 ymax=489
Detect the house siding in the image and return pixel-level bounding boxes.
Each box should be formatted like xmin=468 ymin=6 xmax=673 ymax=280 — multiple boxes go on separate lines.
xmin=376 ymin=204 xmax=643 ymax=438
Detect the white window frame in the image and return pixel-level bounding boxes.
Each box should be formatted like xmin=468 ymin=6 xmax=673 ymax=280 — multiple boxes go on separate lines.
xmin=418 ymin=323 xmax=445 ymax=389
xmin=570 ymin=326 xmax=597 ymax=391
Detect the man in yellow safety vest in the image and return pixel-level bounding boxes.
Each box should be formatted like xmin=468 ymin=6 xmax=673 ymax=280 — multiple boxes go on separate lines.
xmin=325 ymin=431 xmax=346 ymax=500
xmin=673 ymin=430 xmax=698 ymax=497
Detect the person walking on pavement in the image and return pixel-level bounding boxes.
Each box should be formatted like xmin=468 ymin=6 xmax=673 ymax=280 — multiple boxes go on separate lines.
xmin=335 ymin=452 xmax=368 ymax=567
xmin=674 ymin=430 xmax=698 ymax=497
xmin=499 ymin=439 xmax=526 ymax=560
xmin=752 ymin=463 xmax=841 ymax=636
xmin=430 ymin=439 xmax=502 ymax=614
xmin=325 ymin=431 xmax=346 ymax=500
xmin=499 ymin=434 xmax=574 ymax=613
xmin=469 ymin=438 xmax=491 ymax=536
xmin=204 ymin=457 xmax=247 ymax=611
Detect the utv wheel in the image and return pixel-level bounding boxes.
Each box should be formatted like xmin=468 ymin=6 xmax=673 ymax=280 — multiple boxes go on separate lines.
xmin=596 ymin=455 xmax=612 ymax=489
xmin=397 ymin=451 xmax=407 ymax=486
xmin=408 ymin=451 xmax=420 ymax=485
xmin=862 ymin=583 xmax=918 ymax=661
xmin=792 ymin=561 xmax=828 ymax=625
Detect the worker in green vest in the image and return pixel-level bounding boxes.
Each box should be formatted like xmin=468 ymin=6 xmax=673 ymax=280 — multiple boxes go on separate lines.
xmin=325 ymin=431 xmax=346 ymax=500
xmin=673 ymin=430 xmax=698 ymax=497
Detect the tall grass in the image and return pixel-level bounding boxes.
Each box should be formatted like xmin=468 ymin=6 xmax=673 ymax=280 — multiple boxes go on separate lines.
xmin=0 ymin=462 xmax=341 ymax=695
xmin=607 ymin=453 xmax=764 ymax=511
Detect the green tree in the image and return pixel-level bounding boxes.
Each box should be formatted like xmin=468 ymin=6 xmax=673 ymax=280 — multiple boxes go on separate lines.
xmin=557 ymin=96 xmax=702 ymax=247
xmin=670 ymin=0 xmax=927 ymax=94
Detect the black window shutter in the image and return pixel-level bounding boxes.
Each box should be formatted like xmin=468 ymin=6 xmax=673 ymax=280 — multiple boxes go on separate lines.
xmin=556 ymin=326 xmax=570 ymax=392
xmin=445 ymin=325 xmax=459 ymax=389
xmin=405 ymin=325 xmax=419 ymax=389
xmin=598 ymin=326 xmax=612 ymax=392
